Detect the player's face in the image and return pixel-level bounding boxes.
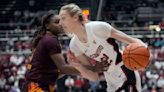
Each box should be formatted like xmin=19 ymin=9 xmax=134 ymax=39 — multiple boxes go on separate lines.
xmin=48 ymin=16 xmax=64 ymax=35
xmin=59 ymin=10 xmax=77 ymax=33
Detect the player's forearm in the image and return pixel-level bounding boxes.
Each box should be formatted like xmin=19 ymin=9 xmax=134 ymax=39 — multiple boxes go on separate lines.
xmin=75 ymin=65 xmax=99 ymax=82
xmin=59 ymin=65 xmax=80 ymax=75
xmin=130 ymin=38 xmax=144 ymax=44
xmin=83 ymin=65 xmax=97 ymax=72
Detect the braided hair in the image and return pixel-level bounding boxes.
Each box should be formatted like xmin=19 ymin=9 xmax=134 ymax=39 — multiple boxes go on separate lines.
xmin=31 ymin=10 xmax=56 ymax=48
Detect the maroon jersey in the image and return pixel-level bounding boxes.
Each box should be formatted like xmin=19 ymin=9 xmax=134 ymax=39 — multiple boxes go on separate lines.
xmin=26 ymin=34 xmax=61 ymax=84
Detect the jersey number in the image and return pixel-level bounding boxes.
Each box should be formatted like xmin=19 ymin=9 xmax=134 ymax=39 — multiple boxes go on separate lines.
xmin=101 ymin=54 xmax=113 ymax=65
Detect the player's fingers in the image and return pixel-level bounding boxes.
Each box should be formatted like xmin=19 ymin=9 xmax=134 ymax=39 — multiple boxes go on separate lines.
xmin=99 ymin=62 xmax=110 ymax=71
xmin=67 ymin=54 xmax=74 ymax=60
xmin=68 ymin=53 xmax=75 ymax=59
xmin=102 ymin=61 xmax=109 ymax=65
xmin=67 ymin=49 xmax=75 ymax=57
xmin=67 ymin=54 xmax=74 ymax=64
xmin=67 ymin=51 xmax=75 ymax=60
xmin=103 ymin=66 xmax=109 ymax=71
xmin=67 ymin=54 xmax=79 ymax=64
xmin=67 ymin=58 xmax=72 ymax=64
xmin=102 ymin=61 xmax=110 ymax=67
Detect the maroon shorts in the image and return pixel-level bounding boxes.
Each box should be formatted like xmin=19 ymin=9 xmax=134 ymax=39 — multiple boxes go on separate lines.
xmin=24 ymin=81 xmax=55 ymax=92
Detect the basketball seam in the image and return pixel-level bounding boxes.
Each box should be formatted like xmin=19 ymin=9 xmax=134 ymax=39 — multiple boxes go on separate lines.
xmin=128 ymin=57 xmax=132 ymax=70
xmin=129 ymin=57 xmax=146 ymax=67
xmin=128 ymin=47 xmax=132 ymax=70
xmin=125 ymin=46 xmax=145 ymax=52
xmin=123 ymin=57 xmax=130 ymax=67
xmin=123 ymin=53 xmax=149 ymax=57
xmin=145 ymin=59 xmax=150 ymax=69
xmin=123 ymin=57 xmax=130 ymax=62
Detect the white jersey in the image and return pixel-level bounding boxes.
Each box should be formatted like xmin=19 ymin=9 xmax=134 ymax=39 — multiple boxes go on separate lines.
xmin=70 ymin=21 xmax=141 ymax=92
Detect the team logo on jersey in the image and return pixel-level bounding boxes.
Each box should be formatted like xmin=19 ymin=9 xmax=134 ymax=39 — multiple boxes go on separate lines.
xmin=90 ymin=45 xmax=104 ymax=58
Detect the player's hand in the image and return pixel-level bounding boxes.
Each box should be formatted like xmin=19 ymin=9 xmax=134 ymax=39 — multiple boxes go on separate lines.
xmin=67 ymin=49 xmax=79 ymax=64
xmin=141 ymin=43 xmax=148 ymax=48
xmin=67 ymin=50 xmax=83 ymax=69
xmin=94 ymin=60 xmax=110 ymax=73
xmin=67 ymin=49 xmax=75 ymax=63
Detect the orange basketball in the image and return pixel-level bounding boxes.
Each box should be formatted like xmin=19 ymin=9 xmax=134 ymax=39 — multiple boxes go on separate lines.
xmin=122 ymin=43 xmax=150 ymax=70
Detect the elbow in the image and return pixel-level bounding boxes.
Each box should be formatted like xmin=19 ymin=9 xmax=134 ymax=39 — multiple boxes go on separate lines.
xmin=92 ymin=76 xmax=99 ymax=82
xmin=81 ymin=72 xmax=100 ymax=82
xmin=90 ymin=73 xmax=100 ymax=82
xmin=57 ymin=66 xmax=67 ymax=74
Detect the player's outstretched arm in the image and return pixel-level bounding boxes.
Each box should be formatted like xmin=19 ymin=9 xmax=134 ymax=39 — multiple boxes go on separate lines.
xmin=51 ymin=53 xmax=80 ymax=75
xmin=68 ymin=54 xmax=110 ymax=81
xmin=69 ymin=61 xmax=99 ymax=82
xmin=68 ymin=50 xmax=109 ymax=73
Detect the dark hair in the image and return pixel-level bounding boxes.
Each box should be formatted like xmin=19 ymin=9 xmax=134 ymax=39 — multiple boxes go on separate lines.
xmin=31 ymin=10 xmax=56 ymax=48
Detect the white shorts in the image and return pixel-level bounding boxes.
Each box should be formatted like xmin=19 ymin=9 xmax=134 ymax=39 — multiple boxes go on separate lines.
xmin=104 ymin=65 xmax=141 ymax=92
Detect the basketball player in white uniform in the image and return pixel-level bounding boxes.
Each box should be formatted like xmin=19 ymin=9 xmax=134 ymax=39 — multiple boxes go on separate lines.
xmin=59 ymin=4 xmax=146 ymax=92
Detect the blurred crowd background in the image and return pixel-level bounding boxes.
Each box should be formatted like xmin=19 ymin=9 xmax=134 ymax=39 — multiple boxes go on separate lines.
xmin=0 ymin=0 xmax=164 ymax=92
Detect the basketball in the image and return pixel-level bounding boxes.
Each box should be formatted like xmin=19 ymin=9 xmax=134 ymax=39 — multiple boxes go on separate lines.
xmin=122 ymin=43 xmax=150 ymax=70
